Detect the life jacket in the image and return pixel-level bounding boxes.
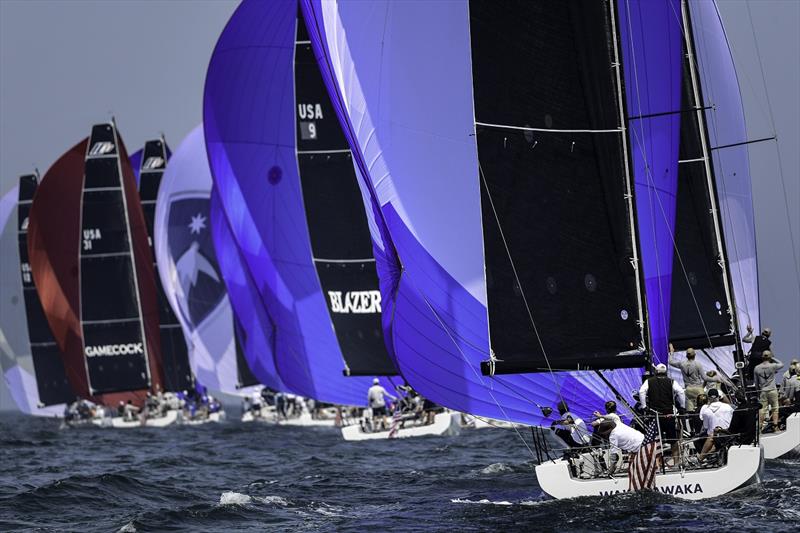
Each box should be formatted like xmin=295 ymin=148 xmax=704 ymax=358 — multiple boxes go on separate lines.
xmin=647 ymin=375 xmax=675 ymax=414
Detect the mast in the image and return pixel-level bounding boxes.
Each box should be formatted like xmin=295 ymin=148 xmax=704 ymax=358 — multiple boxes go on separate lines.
xmin=609 ymin=0 xmax=650 ymax=365
xmin=680 ymin=0 xmax=745 ymax=374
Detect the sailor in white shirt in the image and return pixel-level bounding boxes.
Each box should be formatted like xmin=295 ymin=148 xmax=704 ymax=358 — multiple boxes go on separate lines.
xmin=698 ymin=388 xmax=734 ymax=460
xmin=596 ymin=420 xmax=644 ymax=474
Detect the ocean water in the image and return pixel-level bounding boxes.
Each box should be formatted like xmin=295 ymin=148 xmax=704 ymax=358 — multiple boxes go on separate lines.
xmin=0 ymin=412 xmax=798 ymax=532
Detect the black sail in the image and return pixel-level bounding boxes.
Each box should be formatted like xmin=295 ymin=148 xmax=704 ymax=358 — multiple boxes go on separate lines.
xmin=17 ymin=174 xmax=73 ymax=406
xmin=232 ymin=314 xmax=259 ymax=389
xmin=471 ymin=0 xmax=645 ymax=373
xmin=668 ymin=12 xmax=734 ymax=350
xmin=294 ymin=13 xmax=397 ymax=377
xmin=80 ymin=124 xmax=151 ymax=394
xmin=138 ymin=139 xmax=194 ymax=392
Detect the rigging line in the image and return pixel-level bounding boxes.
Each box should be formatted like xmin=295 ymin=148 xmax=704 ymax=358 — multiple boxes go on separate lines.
xmin=746 ymin=1 xmax=800 ymax=295
xmin=698 ymin=348 xmax=734 ymax=382
xmin=710 ymin=136 xmax=776 ymax=151
xmin=628 ymin=105 xmax=712 ymax=121
xmin=404 ymin=298 xmax=541 ymax=411
xmin=413 ymin=283 xmax=536 ymax=459
xmin=474 ymin=121 xmax=622 ymax=134
xmin=477 ymin=162 xmax=569 ymax=412
xmin=593 ymin=369 xmax=646 ymax=427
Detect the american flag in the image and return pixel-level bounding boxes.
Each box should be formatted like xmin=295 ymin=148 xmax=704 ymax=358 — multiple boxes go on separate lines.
xmin=387 ymin=411 xmax=402 ymax=439
xmin=628 ymin=418 xmax=661 ymax=491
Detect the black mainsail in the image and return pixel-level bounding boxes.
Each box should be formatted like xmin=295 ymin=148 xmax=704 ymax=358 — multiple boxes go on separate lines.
xmin=78 ymin=122 xmax=164 ymax=399
xmin=295 ymin=14 xmax=397 ymax=377
xmin=17 ymin=173 xmax=73 ymax=406
xmin=137 ymin=138 xmax=194 ymax=392
xmin=472 ymin=0 xmax=647 ymax=373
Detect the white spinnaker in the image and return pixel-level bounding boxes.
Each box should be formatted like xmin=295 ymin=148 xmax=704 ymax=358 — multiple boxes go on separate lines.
xmin=153 ymin=125 xmax=242 ymax=396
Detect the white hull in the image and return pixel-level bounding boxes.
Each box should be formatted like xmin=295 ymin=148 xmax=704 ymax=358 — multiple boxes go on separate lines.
xmin=182 ymin=411 xmax=225 ymax=426
xmin=341 ymin=412 xmax=460 ymax=441
xmin=535 ymin=445 xmax=762 ymax=500
xmin=761 ymin=412 xmax=800 ymax=459
xmin=461 ymin=414 xmax=522 ymax=430
xmin=107 ymin=409 xmax=180 ymax=429
xmin=242 ymin=408 xmax=337 ymax=427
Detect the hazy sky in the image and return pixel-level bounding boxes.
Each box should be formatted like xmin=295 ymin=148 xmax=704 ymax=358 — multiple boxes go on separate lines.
xmin=0 ymin=0 xmax=798 ymax=409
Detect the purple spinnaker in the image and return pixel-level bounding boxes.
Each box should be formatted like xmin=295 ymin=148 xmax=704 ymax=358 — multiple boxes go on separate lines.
xmin=129 ymin=148 xmax=142 ymax=186
xmin=618 ymin=0 xmax=683 ymax=364
xmin=203 ymin=0 xmax=379 ymax=406
xmin=209 ymin=186 xmax=287 ymax=393
xmin=301 ymin=0 xmax=650 ymax=425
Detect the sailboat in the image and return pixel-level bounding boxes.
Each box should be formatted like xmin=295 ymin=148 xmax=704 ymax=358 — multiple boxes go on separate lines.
xmin=302 ymin=0 xmax=762 ymax=497
xmin=138 ymin=136 xmax=226 ymax=425
xmin=0 ymin=183 xmax=71 ymax=416
xmin=204 ymin=0 xmax=458 ymax=437
xmin=28 ymin=121 xmax=171 ymax=428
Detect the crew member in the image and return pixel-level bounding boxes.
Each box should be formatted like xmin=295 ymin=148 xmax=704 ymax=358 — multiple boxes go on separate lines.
xmin=743 ymin=325 xmax=772 ymax=381
xmin=781 ymin=366 xmax=800 ymax=406
xmin=595 ymin=420 xmax=644 ymax=474
xmin=639 ymin=363 xmax=686 ymax=462
xmin=698 ymin=388 xmax=734 ymax=461
xmin=367 ymin=378 xmax=396 ymax=430
xmin=551 ymin=401 xmax=591 ymax=447
xmin=593 ymin=400 xmax=621 ymax=425
xmin=754 ymin=350 xmax=784 ymax=429
xmin=669 ymin=344 xmax=705 ymax=411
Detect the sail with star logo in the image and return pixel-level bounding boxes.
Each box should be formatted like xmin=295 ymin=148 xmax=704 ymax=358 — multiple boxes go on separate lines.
xmin=154 ymin=124 xmax=265 ymax=395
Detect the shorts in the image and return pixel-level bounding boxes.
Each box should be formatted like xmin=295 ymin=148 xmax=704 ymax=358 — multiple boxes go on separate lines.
xmin=371 ymin=405 xmax=387 ymax=417
xmin=760 ymin=389 xmax=779 ymax=418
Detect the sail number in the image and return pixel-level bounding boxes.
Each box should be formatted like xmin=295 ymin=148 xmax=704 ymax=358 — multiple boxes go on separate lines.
xmin=298 ymin=103 xmax=323 ymax=140
xmin=21 ymin=262 xmax=32 ymax=283
xmin=83 ymin=228 xmax=102 ymax=250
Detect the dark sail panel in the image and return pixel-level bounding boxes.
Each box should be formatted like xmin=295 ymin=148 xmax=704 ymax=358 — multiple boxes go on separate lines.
xmin=138 ymin=139 xmax=194 ymax=393
xmin=18 ymin=174 xmax=73 ymax=406
xmin=294 ymin=14 xmax=397 ymax=377
xmin=81 ymin=124 xmax=149 ymax=393
xmin=77 ymin=123 xmax=165 ymax=399
xmin=28 ymin=138 xmax=91 ymax=399
xmin=232 ymin=314 xmax=260 ymax=389
xmin=470 ymin=0 xmax=644 ymax=373
xmin=668 ymin=20 xmax=732 ymax=350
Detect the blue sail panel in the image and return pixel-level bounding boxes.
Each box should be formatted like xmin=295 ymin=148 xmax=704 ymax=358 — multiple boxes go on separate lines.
xmin=204 ymin=0 xmax=377 ymax=406
xmin=209 ymin=186 xmax=287 ymax=393
xmin=618 ymin=0 xmax=684 ymax=363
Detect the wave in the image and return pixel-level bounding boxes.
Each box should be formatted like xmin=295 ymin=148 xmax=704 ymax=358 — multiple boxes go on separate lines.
xmin=479 ymin=462 xmax=513 ymax=474
xmin=451 ymin=498 xmax=513 ymax=506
